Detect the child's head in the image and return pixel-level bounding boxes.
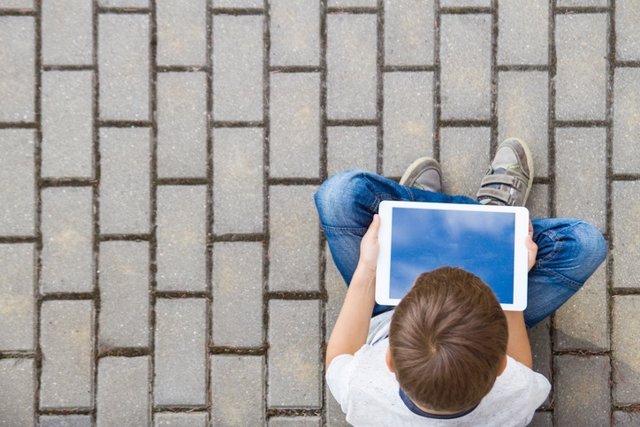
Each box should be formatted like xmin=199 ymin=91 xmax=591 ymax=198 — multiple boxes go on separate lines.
xmin=388 ymin=267 xmax=508 ymax=413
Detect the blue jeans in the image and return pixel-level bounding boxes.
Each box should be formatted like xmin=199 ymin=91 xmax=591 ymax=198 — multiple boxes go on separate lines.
xmin=314 ymin=170 xmax=607 ymax=328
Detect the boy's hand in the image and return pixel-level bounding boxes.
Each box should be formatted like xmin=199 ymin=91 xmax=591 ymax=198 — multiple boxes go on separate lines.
xmin=526 ymin=220 xmax=538 ymax=272
xmin=358 ymin=214 xmax=380 ymax=272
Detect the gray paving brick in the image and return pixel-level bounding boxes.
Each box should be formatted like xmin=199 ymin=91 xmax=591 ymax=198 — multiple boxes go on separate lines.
xmin=529 ymin=318 xmax=552 ymax=408
xmin=617 ymin=1 xmax=640 ymax=61
xmin=39 ymin=415 xmax=92 ymax=427
xmin=327 ymin=126 xmax=377 ymax=177
xmin=0 ymin=244 xmax=34 ymax=351
xmin=98 ymin=241 xmax=149 ymax=349
xmin=324 ymin=242 xmax=346 ymax=342
xmin=527 ymin=183 xmax=549 ymax=219
xmin=0 ymin=17 xmax=34 ymax=121
xmin=555 ymin=14 xmax=608 ymax=121
xmin=154 ymin=298 xmax=207 ymax=406
xmin=497 ymin=0 xmax=548 ymax=65
xmin=213 ymin=0 xmax=261 ymax=7
xmin=384 ymin=0 xmax=434 ymax=66
xmin=555 ymin=128 xmax=606 ymax=232
xmin=41 ymin=187 xmax=93 ymax=293
xmin=327 ymin=14 xmax=377 ymax=120
xmin=0 ymin=359 xmax=34 ymax=427
xmin=212 ymin=15 xmax=263 ymax=121
xmin=156 ymin=186 xmax=207 ymax=291
xmin=157 ymin=0 xmax=206 ymax=66
xmin=440 ymin=14 xmax=491 ymax=120
xmin=613 ymin=411 xmax=640 ymax=427
xmin=612 ymin=295 xmax=640 ymax=405
xmin=554 ymin=355 xmax=611 ymax=427
xmin=270 ymin=72 xmax=320 ymax=178
xmin=383 ymin=72 xmax=433 ymax=177
xmin=42 ymin=0 xmax=92 ymax=65
xmin=557 ymin=0 xmax=607 ymax=6
xmin=211 ymin=355 xmax=265 ymax=425
xmin=529 ymin=411 xmax=552 ymax=427
xmin=555 ymin=265 xmax=608 ymax=351
xmin=212 ymin=128 xmax=263 ymax=233
xmin=155 ymin=413 xmax=208 ymax=427
xmin=268 ymin=299 xmax=321 ymax=407
xmin=99 ymin=127 xmax=150 ymax=234
xmin=498 ymin=71 xmax=549 ymax=177
xmin=212 ymin=242 xmax=263 ymax=347
xmin=97 ymin=357 xmax=149 ymax=426
xmin=0 ymin=129 xmax=34 ymax=236
xmin=441 ymin=0 xmax=490 ymax=6
xmin=612 ymin=181 xmax=640 ymax=290
xmin=328 ymin=0 xmax=375 ymax=6
xmin=0 ymin=0 xmax=33 ymax=8
xmin=157 ymin=72 xmax=207 ymax=178
xmin=42 ymin=71 xmax=93 ymax=179
xmin=269 ymin=416 xmax=322 ymax=427
xmin=613 ymin=68 xmax=640 ymax=174
xmin=99 ymin=0 xmax=147 ymax=7
xmin=98 ymin=14 xmax=149 ymax=121
xmin=268 ymin=186 xmax=319 ymax=292
xmin=270 ymin=0 xmax=319 ymax=66
xmin=440 ymin=127 xmax=490 ymax=197
xmin=40 ymin=300 xmax=93 ymax=409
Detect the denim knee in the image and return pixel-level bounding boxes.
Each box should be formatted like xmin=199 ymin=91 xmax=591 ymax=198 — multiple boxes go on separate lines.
xmin=555 ymin=220 xmax=607 ymax=285
xmin=314 ymin=170 xmax=373 ymax=227
xmin=573 ymin=221 xmax=607 ymax=266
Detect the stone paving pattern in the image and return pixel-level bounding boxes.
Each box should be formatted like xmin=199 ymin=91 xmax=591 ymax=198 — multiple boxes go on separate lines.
xmin=0 ymin=0 xmax=639 ymax=426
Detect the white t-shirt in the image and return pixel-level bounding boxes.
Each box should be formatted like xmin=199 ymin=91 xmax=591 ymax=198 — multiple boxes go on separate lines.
xmin=326 ymin=311 xmax=551 ymax=427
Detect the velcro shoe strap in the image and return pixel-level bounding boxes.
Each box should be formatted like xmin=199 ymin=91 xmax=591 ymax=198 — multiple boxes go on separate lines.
xmin=480 ymin=174 xmax=527 ymax=191
xmin=477 ymin=187 xmax=513 ymax=205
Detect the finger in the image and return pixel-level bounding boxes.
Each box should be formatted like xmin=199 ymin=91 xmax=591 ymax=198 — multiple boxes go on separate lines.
xmin=527 ymin=240 xmax=537 ymax=252
xmin=528 ymin=220 xmax=533 ymax=236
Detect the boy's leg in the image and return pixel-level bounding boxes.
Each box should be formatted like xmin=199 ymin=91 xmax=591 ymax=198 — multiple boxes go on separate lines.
xmin=473 ymin=138 xmax=607 ymax=327
xmin=314 ymin=169 xmax=475 ymax=315
xmin=525 ymin=218 xmax=607 ymax=328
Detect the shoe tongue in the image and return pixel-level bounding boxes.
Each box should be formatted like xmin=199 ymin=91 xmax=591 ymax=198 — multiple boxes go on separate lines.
xmin=493 ymin=167 xmax=508 ymax=175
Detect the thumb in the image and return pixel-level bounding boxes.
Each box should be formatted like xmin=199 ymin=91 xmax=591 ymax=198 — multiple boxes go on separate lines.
xmin=369 ymin=214 xmax=380 ymax=234
xmin=370 ymin=214 xmax=380 ymax=229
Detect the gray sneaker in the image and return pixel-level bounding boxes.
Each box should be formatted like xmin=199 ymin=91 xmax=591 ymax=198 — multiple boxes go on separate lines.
xmin=476 ymin=138 xmax=534 ymax=206
xmin=399 ymin=157 xmax=442 ymax=193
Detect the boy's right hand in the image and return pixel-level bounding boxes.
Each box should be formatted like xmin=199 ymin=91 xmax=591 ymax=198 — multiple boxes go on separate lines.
xmin=526 ymin=220 xmax=538 ymax=271
xmin=358 ymin=214 xmax=380 ymax=273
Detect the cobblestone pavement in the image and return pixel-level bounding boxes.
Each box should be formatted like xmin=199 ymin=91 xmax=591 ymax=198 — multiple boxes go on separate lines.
xmin=1 ymin=0 xmax=639 ymax=426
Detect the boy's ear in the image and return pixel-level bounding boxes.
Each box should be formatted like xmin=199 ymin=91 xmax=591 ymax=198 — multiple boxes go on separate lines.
xmin=385 ymin=347 xmax=396 ymax=373
xmin=497 ymin=354 xmax=508 ymax=376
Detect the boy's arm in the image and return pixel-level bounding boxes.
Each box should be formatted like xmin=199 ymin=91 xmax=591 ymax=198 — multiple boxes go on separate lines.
xmin=504 ymin=311 xmax=532 ymax=368
xmin=325 ymin=215 xmax=380 ymax=369
xmin=504 ymin=221 xmax=538 ymax=369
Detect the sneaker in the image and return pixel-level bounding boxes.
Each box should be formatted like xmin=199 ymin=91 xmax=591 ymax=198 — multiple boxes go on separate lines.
xmin=476 ymin=138 xmax=534 ymax=207
xmin=399 ymin=157 xmax=443 ymax=193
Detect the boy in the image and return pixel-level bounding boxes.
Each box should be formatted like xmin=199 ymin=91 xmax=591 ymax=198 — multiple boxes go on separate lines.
xmin=314 ymin=138 xmax=606 ymax=426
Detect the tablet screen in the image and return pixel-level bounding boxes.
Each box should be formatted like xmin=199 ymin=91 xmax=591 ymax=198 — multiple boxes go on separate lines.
xmin=389 ymin=206 xmax=516 ymax=304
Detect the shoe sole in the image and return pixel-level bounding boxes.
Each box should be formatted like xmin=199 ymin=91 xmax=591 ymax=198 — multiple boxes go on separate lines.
xmin=399 ymin=157 xmax=440 ymax=187
xmin=502 ymin=137 xmax=535 ymax=205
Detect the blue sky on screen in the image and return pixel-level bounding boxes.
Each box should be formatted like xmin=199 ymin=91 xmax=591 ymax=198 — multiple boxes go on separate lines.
xmin=389 ymin=207 xmax=516 ymax=303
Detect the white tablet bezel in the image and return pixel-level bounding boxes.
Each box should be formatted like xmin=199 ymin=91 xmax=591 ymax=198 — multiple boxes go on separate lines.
xmin=375 ymin=200 xmax=529 ymax=311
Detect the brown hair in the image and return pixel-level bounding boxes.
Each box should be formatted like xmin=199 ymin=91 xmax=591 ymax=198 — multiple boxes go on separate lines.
xmin=389 ymin=267 xmax=508 ymax=412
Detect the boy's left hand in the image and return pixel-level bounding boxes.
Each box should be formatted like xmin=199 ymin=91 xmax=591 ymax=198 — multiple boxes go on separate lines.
xmin=359 ymin=214 xmax=380 ymax=272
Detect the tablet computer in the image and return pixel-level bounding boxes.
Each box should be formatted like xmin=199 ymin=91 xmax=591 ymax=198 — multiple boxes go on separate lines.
xmin=375 ymin=201 xmax=529 ymax=311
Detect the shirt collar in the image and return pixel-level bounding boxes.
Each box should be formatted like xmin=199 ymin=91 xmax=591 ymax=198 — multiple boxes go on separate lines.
xmin=398 ymin=388 xmax=479 ymax=420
